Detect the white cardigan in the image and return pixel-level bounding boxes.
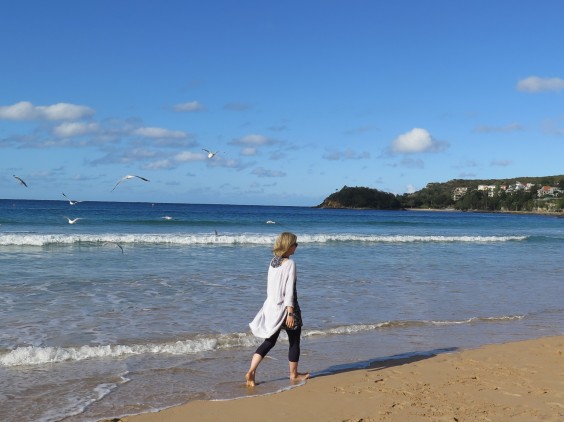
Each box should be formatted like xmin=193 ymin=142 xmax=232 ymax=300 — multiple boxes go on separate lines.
xmin=249 ymin=258 xmax=296 ymax=338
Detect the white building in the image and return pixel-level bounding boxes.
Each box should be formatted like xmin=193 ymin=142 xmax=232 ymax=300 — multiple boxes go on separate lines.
xmin=452 ymin=187 xmax=468 ymax=201
xmin=477 ymin=185 xmax=496 ymax=197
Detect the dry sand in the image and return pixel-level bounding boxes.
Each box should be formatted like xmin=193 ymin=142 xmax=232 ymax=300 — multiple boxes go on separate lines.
xmin=118 ymin=336 xmax=563 ymax=422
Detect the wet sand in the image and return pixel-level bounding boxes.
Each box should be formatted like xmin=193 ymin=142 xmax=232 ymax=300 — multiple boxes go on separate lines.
xmin=117 ymin=335 xmax=563 ymax=421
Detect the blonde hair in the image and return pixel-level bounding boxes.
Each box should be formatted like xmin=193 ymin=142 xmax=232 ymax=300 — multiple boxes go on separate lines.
xmin=272 ymin=232 xmax=297 ymax=257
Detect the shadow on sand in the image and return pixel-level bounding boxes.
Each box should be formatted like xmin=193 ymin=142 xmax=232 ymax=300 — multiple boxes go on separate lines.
xmin=311 ymin=346 xmax=460 ymax=379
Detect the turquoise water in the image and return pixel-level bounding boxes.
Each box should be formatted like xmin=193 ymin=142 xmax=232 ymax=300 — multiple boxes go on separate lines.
xmin=1 ymin=200 xmax=563 ymax=421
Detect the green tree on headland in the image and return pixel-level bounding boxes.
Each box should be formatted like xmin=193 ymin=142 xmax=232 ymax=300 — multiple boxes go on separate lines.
xmin=317 ymin=175 xmax=564 ymax=213
xmin=316 ymin=186 xmax=402 ymax=209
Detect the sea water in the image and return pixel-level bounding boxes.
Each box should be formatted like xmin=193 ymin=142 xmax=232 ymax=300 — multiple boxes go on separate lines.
xmin=0 ymin=199 xmax=563 ymax=421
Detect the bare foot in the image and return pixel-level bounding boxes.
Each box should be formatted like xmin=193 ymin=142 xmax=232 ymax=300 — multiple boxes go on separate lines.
xmin=245 ymin=371 xmax=256 ymax=387
xmin=290 ymin=372 xmax=310 ymax=382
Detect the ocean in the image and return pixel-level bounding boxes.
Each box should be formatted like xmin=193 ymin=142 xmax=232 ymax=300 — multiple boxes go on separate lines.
xmin=1 ymin=199 xmax=563 ymax=422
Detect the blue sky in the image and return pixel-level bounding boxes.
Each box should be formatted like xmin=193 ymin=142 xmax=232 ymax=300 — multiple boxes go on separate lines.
xmin=2 ymin=1 xmax=563 ymax=206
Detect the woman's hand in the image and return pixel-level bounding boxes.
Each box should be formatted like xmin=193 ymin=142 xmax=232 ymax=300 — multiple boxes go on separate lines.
xmin=286 ymin=314 xmax=295 ymax=329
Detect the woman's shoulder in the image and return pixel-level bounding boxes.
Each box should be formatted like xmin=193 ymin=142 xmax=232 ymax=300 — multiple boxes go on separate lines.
xmin=283 ymin=258 xmax=295 ymax=269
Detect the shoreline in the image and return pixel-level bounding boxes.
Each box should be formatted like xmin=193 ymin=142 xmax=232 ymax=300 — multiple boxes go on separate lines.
xmin=116 ymin=335 xmax=563 ymax=422
xmin=404 ymin=207 xmax=564 ymax=217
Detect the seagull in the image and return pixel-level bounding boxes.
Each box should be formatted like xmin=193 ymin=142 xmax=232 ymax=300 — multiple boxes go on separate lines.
xmin=112 ymin=175 xmax=150 ymax=191
xmin=202 ymin=149 xmax=221 ymax=159
xmin=64 ymin=216 xmax=82 ymax=224
xmin=266 ymin=220 xmax=276 ymax=224
xmin=161 ymin=216 xmax=173 ymax=220
xmin=104 ymin=241 xmax=124 ymax=254
xmin=13 ymin=175 xmax=28 ymax=187
xmin=62 ymin=192 xmax=82 ymax=205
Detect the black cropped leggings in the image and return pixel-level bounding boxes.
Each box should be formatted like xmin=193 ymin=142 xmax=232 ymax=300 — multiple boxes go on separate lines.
xmin=255 ymin=327 xmax=302 ymax=362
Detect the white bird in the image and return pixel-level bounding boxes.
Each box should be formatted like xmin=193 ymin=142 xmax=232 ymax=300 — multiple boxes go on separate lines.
xmin=104 ymin=241 xmax=124 ymax=254
xmin=266 ymin=220 xmax=276 ymax=224
xmin=64 ymin=216 xmax=82 ymax=224
xmin=112 ymin=175 xmax=150 ymax=191
xmin=13 ymin=175 xmax=28 ymax=187
xmin=202 ymin=149 xmax=221 ymax=159
xmin=62 ymin=192 xmax=82 ymax=205
xmin=161 ymin=216 xmax=173 ymax=220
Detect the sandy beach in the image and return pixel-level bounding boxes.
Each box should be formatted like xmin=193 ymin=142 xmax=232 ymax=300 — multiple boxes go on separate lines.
xmin=118 ymin=335 xmax=563 ymax=422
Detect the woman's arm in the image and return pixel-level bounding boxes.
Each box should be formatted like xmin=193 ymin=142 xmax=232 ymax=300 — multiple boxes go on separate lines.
xmin=283 ymin=261 xmax=297 ymax=328
xmin=282 ymin=261 xmax=296 ymax=307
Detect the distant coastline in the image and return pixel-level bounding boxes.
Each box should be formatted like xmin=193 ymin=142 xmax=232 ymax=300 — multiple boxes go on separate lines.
xmin=318 ymin=176 xmax=564 ymax=214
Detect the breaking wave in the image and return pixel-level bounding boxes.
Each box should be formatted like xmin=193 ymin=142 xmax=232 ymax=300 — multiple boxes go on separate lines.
xmin=1 ymin=315 xmax=524 ymax=367
xmin=0 ymin=232 xmax=528 ymax=247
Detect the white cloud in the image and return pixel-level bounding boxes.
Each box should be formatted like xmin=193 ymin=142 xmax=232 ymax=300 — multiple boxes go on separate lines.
xmin=251 ymin=167 xmax=286 ymax=178
xmin=112 ymin=148 xmax=158 ymax=164
xmin=473 ymin=123 xmax=525 ymax=133
xmin=41 ymin=139 xmax=77 ymax=148
xmin=231 ymin=134 xmax=278 ymax=146
xmin=91 ymin=147 xmax=159 ymax=165
xmin=0 ymin=101 xmax=95 ymax=121
xmin=207 ymin=157 xmax=247 ymax=169
xmin=242 ymin=147 xmax=257 ymax=156
xmin=517 ymin=76 xmax=564 ymax=93
xmin=173 ymin=101 xmax=205 ymax=112
xmin=174 ymin=151 xmax=206 ymax=162
xmin=40 ymin=103 xmax=95 ymax=120
xmin=144 ymin=159 xmax=173 ymax=170
xmin=491 ymin=159 xmax=512 ymax=167
xmin=322 ymin=149 xmax=370 ymax=161
xmin=152 ymin=138 xmax=197 ymax=148
xmin=128 ymin=148 xmax=157 ymax=158
xmin=53 ymin=122 xmax=100 ymax=137
xmin=390 ymin=128 xmax=447 ymax=154
xmin=134 ymin=127 xmax=187 ymax=139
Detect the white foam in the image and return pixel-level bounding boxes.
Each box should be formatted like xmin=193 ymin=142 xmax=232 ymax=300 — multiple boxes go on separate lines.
xmin=0 ymin=333 xmax=257 ymax=367
xmin=36 ymin=374 xmax=129 ymax=422
xmin=0 ymin=315 xmax=526 ymax=367
xmin=0 ymin=233 xmax=528 ymax=246
xmin=302 ymin=315 xmax=526 ymax=338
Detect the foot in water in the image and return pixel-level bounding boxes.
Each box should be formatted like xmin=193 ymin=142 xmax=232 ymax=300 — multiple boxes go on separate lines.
xmin=290 ymin=372 xmax=310 ymax=382
xmin=245 ymin=371 xmax=256 ymax=387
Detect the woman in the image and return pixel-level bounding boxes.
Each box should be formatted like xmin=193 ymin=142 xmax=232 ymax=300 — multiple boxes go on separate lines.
xmin=246 ymin=232 xmax=309 ymax=387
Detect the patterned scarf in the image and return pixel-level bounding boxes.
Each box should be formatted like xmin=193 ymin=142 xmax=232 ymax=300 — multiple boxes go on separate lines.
xmin=270 ymin=256 xmax=285 ymax=268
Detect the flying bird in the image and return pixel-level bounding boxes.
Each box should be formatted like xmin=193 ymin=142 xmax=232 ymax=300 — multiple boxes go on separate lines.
xmin=13 ymin=175 xmax=28 ymax=187
xmin=62 ymin=192 xmax=82 ymax=205
xmin=64 ymin=216 xmax=82 ymax=224
xmin=202 ymin=149 xmax=222 ymax=159
xmin=112 ymin=175 xmax=150 ymax=191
